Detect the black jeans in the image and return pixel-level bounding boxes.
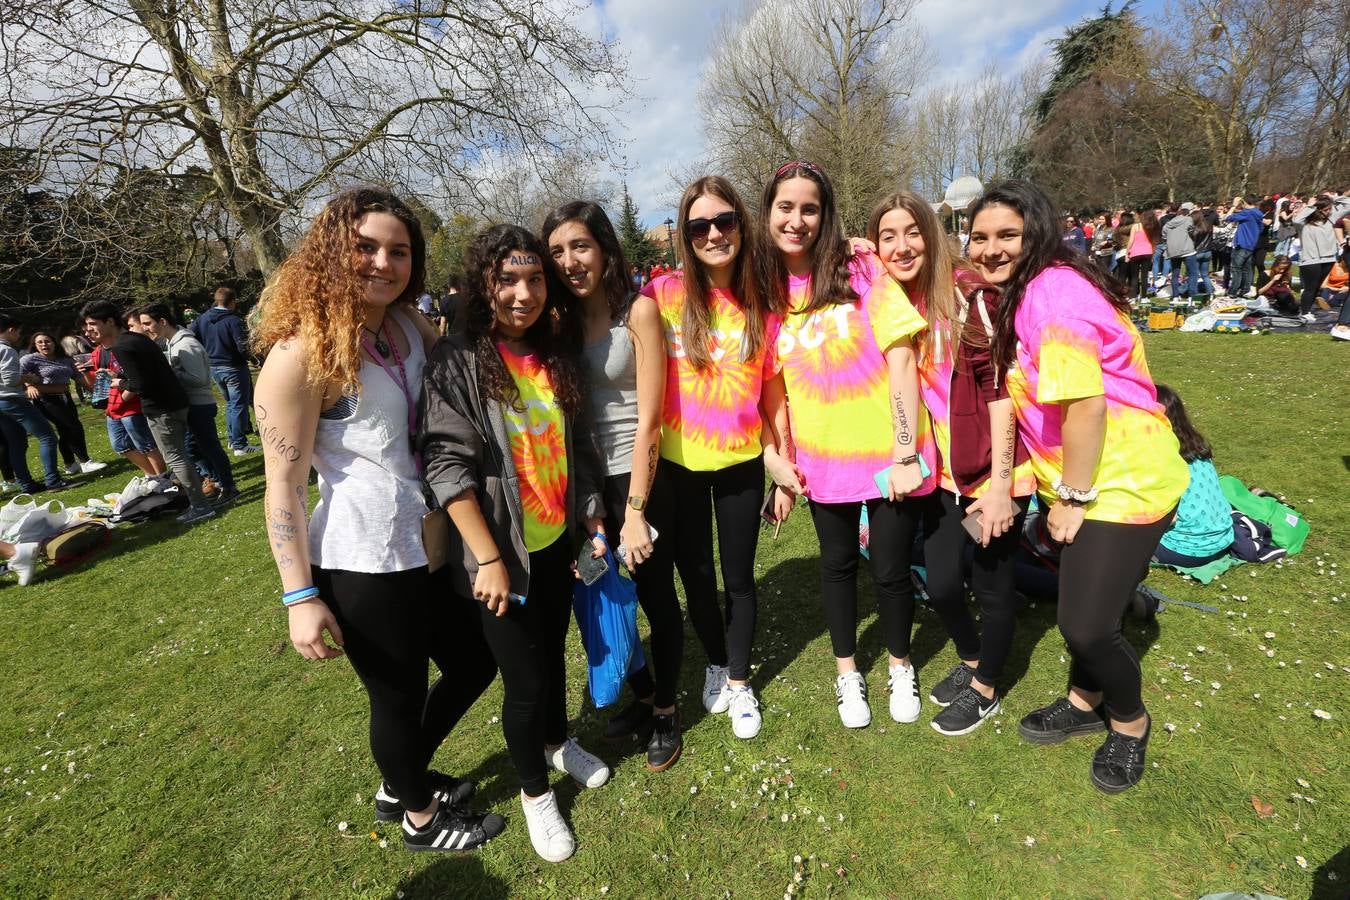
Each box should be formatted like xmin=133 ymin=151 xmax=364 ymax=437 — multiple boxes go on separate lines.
xmin=921 ymin=491 xmax=1029 ymax=688
xmin=808 ymin=496 xmax=921 ymax=660
xmin=36 ymin=393 xmax=89 ymax=465
xmin=665 ymin=457 xmax=763 ymax=682
xmin=1126 ymin=257 xmax=1150 ymax=299
xmin=312 ymin=565 xmax=497 ymax=812
xmin=476 ymin=534 xmax=574 ymax=797
xmin=1057 ymin=512 xmax=1174 ymax=723
xmin=1299 ymin=262 xmax=1333 ymax=315
xmin=602 ymin=469 xmax=682 ymax=709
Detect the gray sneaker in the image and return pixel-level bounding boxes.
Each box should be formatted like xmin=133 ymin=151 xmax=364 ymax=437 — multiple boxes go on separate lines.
xmin=176 ymin=505 xmax=217 ymax=525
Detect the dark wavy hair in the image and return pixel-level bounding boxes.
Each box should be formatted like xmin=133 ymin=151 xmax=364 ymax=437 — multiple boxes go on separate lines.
xmin=1139 ymin=209 xmax=1162 ymax=246
xmin=674 ymin=175 xmax=771 ymax=370
xmin=1155 ymin=383 xmax=1212 ymax=462
xmin=461 ymin=224 xmax=584 ymax=417
xmin=756 ymin=161 xmax=856 ymax=316
xmin=1114 ymin=212 xmax=1136 ymax=251
xmin=968 ymin=180 xmax=1131 ymax=374
xmin=541 ymin=201 xmax=632 ymax=324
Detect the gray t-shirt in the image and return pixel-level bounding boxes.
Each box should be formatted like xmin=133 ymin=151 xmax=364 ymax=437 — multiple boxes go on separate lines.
xmin=583 ymin=319 xmax=639 ymax=477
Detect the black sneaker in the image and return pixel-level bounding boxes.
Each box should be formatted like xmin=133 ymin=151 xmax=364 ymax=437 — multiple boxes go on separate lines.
xmin=929 ymin=663 xmax=976 ymax=707
xmin=213 ymin=487 xmax=241 ymax=505
xmin=1091 ymin=718 xmax=1151 ymax=794
xmin=1017 ymin=697 xmax=1107 ymax=745
xmin=931 ymin=687 xmax=1000 ymax=736
xmin=602 ymin=698 xmax=655 ymax=743
xmin=401 ymin=801 xmax=505 ymax=852
xmin=645 ymin=710 xmax=682 ymax=772
xmin=375 ymin=770 xmax=475 ymax=822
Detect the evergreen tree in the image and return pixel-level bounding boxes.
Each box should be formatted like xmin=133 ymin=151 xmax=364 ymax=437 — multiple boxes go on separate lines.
xmin=615 ymin=185 xmax=662 ymax=269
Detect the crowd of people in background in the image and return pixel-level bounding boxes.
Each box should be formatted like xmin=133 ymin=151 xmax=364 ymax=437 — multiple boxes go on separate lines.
xmin=1059 ymin=192 xmax=1350 ymax=339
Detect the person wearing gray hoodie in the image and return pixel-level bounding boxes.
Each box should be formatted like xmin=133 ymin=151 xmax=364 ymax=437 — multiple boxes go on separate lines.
xmin=1163 ymin=202 xmax=1199 ymax=297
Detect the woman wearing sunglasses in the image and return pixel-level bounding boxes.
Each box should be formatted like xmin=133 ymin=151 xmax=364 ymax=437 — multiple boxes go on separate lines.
xmin=542 ymin=201 xmax=684 ymax=772
xmin=640 ymin=175 xmax=785 ymax=740
xmin=757 ymin=162 xmax=934 ymax=730
xmin=966 ymin=181 xmax=1187 ymax=793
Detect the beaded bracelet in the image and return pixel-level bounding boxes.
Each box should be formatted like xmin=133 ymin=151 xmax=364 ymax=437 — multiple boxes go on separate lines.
xmin=282 ymin=586 xmax=320 ymax=607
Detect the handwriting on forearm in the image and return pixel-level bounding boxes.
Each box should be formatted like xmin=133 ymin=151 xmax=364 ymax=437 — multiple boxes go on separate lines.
xmin=892 ymin=393 xmax=913 ymax=446
xmin=646 ymin=444 xmax=657 ymax=483
xmin=999 ymin=420 xmax=1014 ymax=480
xmin=255 ymin=404 xmax=301 ymax=462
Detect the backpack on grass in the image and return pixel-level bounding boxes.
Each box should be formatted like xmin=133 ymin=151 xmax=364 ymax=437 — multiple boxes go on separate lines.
xmin=110 ymin=488 xmax=188 ymax=524
xmin=39 ymin=521 xmax=112 ymax=566
xmin=1218 ymin=476 xmax=1309 ymax=555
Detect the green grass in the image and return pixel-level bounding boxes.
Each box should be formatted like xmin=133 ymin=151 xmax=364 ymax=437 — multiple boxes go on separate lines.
xmin=1 ymin=333 xmax=1346 ymax=898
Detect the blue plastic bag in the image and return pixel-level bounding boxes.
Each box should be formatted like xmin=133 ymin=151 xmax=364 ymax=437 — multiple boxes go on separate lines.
xmin=572 ymin=546 xmax=645 ymax=709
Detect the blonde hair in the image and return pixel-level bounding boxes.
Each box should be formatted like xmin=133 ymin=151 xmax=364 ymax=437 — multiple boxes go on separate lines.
xmin=252 ymin=187 xmax=425 ymax=391
xmin=866 ymin=191 xmax=961 ymax=366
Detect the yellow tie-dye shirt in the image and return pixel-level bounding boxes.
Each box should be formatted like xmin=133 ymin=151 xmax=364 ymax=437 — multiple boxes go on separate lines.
xmin=1005 ymin=266 xmax=1188 ymax=524
xmin=498 ymin=343 xmax=569 ymax=552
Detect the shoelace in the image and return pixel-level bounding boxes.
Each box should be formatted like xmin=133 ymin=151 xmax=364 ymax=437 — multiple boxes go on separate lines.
xmin=730 ymin=689 xmax=758 ymax=715
xmin=951 ymin=689 xmax=983 ymax=713
xmin=1100 ymin=733 xmax=1143 ymax=771
xmin=888 ymin=667 xmax=916 ymax=693
xmin=530 ymin=793 xmax=568 ymax=839
xmin=837 ymin=675 xmax=867 ymax=702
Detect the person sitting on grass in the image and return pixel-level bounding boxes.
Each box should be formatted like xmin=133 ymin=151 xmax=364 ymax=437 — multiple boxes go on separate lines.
xmin=1152 ymin=385 xmax=1234 ymax=569
xmin=1256 ymin=256 xmax=1298 ymax=315
xmin=0 ymin=539 xmax=38 ymax=586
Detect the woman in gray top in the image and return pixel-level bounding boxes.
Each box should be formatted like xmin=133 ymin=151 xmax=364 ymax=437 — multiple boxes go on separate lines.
xmin=543 ymin=201 xmax=684 ymax=773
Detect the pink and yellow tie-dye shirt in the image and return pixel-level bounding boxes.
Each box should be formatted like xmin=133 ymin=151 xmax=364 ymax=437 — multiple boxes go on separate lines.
xmin=776 ymin=257 xmax=936 ymax=503
xmin=643 ymin=272 xmax=782 ymax=472
xmin=1006 ymin=265 xmax=1188 ymax=524
xmin=498 ymin=343 xmax=569 ymax=551
xmin=917 ymin=278 xmax=1037 ymax=500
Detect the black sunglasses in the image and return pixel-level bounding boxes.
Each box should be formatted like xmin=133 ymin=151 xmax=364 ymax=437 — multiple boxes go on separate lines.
xmin=685 ymin=211 xmax=739 ymax=241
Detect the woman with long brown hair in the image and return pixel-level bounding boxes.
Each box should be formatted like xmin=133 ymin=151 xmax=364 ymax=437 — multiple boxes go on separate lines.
xmin=252 ymin=187 xmax=501 ymax=853
xmin=866 ymin=191 xmax=1036 ymax=737
xmin=642 ymin=175 xmax=786 ymax=741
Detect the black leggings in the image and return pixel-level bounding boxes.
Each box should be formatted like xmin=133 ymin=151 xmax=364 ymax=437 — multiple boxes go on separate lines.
xmin=602 ymin=470 xmax=682 ymax=709
xmin=36 ymin=393 xmax=89 ymax=465
xmin=922 ymin=491 xmax=1029 ymax=687
xmin=1126 ymin=256 xmax=1150 ymax=299
xmin=476 ymin=534 xmax=574 ymax=797
xmin=665 ymin=457 xmax=763 ymax=682
xmin=1299 ymin=261 xmax=1333 ymax=314
xmin=808 ymin=496 xmax=921 ymax=660
xmin=312 ymin=565 xmax=497 ymax=812
xmin=1057 ymin=512 xmax=1174 ymax=722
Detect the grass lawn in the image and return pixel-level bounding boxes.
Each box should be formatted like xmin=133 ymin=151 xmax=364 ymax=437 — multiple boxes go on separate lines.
xmin=0 ymin=332 xmax=1346 ymax=899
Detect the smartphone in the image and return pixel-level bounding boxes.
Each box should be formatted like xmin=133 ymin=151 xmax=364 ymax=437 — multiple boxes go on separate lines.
xmin=961 ymin=509 xmax=984 ymax=541
xmin=872 ymin=455 xmax=933 ymax=496
xmin=509 ymin=593 xmax=527 ymax=606
xmin=760 ymin=484 xmax=782 ymax=525
xmin=576 ymin=543 xmax=609 ymax=586
xmin=616 ymin=524 xmax=659 ymax=569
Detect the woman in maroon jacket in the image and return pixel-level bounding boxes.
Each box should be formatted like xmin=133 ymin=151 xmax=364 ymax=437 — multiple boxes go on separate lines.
xmin=867 ymin=192 xmax=1037 ymax=736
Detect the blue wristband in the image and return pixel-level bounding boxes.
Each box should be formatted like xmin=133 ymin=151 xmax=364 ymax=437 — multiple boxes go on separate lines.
xmin=282 ymin=586 xmax=320 ymax=606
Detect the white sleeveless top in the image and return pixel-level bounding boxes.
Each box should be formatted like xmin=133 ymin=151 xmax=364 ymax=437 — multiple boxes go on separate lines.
xmin=309 ymin=311 xmax=428 ymax=573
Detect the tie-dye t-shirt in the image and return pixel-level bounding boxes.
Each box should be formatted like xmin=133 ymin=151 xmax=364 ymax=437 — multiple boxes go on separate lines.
xmin=1006 ymin=265 xmax=1188 ymax=524
xmin=917 ymin=279 xmax=1037 ymax=500
xmin=776 ymin=257 xmax=936 ymax=503
xmin=497 ymin=343 xmax=569 ymax=551
xmin=642 ymin=272 xmax=782 ymax=472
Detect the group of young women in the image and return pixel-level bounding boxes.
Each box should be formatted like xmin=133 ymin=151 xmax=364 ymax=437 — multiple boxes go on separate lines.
xmin=254 ymin=169 xmax=1189 ymax=863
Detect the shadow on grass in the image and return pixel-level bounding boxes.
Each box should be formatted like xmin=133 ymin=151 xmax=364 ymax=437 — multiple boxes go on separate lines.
xmin=1312 ymin=844 xmax=1349 ymax=900
xmin=390 ymin=853 xmax=510 ymax=899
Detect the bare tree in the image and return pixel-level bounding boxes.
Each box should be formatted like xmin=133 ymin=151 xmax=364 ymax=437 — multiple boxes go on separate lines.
xmin=697 ymin=0 xmax=921 ymax=233
xmin=908 ymin=85 xmax=964 ymax=200
xmin=0 ymin=0 xmax=628 ymax=278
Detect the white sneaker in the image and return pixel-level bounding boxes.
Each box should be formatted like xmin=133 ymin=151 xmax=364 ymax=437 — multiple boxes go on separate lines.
xmin=232 ymin=444 xmax=261 ymax=457
xmin=0 ymin=481 xmax=17 ymax=494
xmin=1300 ymin=313 xmax=1317 ymax=324
xmin=887 ymin=661 xmax=921 ymax=723
xmin=545 ymin=737 xmax=610 ymax=789
xmin=63 ymin=463 xmax=80 ymax=475
xmin=520 ymin=790 xmax=575 ymax=862
xmin=835 ymin=671 xmax=871 ymax=729
xmin=703 ymin=664 xmax=732 ymax=713
xmin=1244 ymin=288 xmax=1257 ymax=298
xmin=727 ymin=684 xmax=761 ymax=739
xmin=1156 ymin=286 xmax=1171 ymax=299
xmin=7 ymin=542 xmax=37 ymax=587
xmin=79 ymin=460 xmax=108 ymax=474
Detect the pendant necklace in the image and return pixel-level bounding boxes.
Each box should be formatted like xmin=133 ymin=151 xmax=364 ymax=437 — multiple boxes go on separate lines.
xmin=363 ymin=323 xmax=389 ymax=357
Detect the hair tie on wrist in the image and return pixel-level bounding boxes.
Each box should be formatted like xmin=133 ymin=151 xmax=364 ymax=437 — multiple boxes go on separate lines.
xmin=282 ymin=586 xmax=320 ymax=607
xmin=476 ymin=556 xmax=501 ymax=567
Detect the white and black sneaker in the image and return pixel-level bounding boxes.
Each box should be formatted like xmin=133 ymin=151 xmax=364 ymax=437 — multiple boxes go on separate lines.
xmin=703 ymin=664 xmax=732 ymax=713
xmin=835 ymin=671 xmax=871 ymax=728
xmin=931 ymin=686 xmax=1001 ymax=736
xmin=375 ymin=770 xmax=475 ymax=822
xmin=887 ymin=661 xmax=921 ymax=723
xmin=401 ymin=801 xmax=505 ymax=852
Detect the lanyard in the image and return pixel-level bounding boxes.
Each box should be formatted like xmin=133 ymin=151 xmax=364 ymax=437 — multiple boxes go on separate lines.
xmin=359 ymin=317 xmax=422 ymax=476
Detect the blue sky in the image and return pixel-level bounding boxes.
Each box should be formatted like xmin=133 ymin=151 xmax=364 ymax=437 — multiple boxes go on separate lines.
xmin=587 ymin=0 xmax=1168 ymax=224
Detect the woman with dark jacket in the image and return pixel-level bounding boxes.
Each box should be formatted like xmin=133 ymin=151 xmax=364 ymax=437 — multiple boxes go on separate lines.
xmin=419 ymin=224 xmax=609 ymax=863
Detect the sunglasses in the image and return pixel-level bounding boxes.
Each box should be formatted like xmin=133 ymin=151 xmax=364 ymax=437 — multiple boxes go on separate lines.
xmin=685 ymin=211 xmax=739 ymax=241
